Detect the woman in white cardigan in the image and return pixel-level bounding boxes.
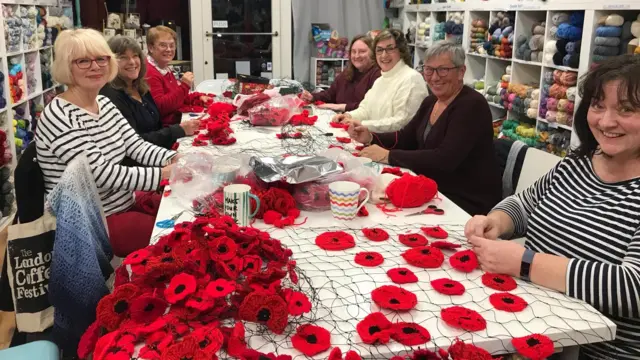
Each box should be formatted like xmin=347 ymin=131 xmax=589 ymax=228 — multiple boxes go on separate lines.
xmin=332 ymin=29 xmax=428 ymax=132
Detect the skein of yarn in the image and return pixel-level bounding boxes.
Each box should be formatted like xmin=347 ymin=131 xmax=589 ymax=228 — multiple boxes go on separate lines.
xmin=385 ymin=174 xmax=438 ymax=208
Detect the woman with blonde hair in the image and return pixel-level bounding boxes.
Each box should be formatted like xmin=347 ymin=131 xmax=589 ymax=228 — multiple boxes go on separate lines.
xmin=36 ymin=28 xmax=176 ymax=256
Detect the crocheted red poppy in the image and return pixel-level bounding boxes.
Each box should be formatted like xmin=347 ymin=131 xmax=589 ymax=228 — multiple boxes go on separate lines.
xmin=344 ymin=350 xmax=362 ymax=360
xmin=361 ymin=228 xmax=389 ymax=241
xmin=315 ymin=231 xmax=356 ymax=250
xmin=291 ymin=324 xmax=332 ymax=356
xmin=225 ymin=322 xmax=247 ymax=358
xmin=437 ymin=348 xmax=448 ymax=359
xmin=354 ymin=252 xmax=384 ymax=267
xmin=185 ymin=290 xmax=216 ymax=312
xmin=164 ymin=272 xmax=197 ymax=304
xmin=430 ymin=240 xmax=461 ymax=250
xmin=162 ymin=338 xmax=209 ymax=360
xmin=123 ymin=248 xmax=152 ymax=266
xmin=490 ymin=292 xmax=528 ymax=312
xmin=242 ymin=255 xmax=263 ymax=275
xmin=421 ymin=226 xmax=449 ymax=239
xmin=242 ymin=350 xmax=293 ymax=360
xmin=77 ymin=320 xmax=104 ymax=359
xmin=138 ymin=331 xmax=172 ymax=360
xmin=129 ymin=295 xmax=167 ymax=324
xmin=96 ymin=283 xmax=139 ymax=331
xmin=356 ymin=312 xmax=392 ymax=344
xmin=386 ymin=268 xmax=419 ymax=284
xmin=402 ymin=246 xmax=444 ymax=268
xmin=285 ymin=290 xmax=312 ymax=316
xmin=430 ymin=278 xmax=465 ymax=296
xmin=409 ymin=349 xmax=440 ymax=360
xmin=238 ymin=292 xmax=288 ymax=334
xmin=482 ymin=273 xmax=517 ymax=291
xmin=399 ymin=233 xmax=428 ymax=247
xmin=448 ymin=338 xmax=493 ymax=360
xmin=440 ymin=306 xmax=487 ymax=331
xmin=390 ymin=322 xmax=431 ymax=346
xmin=209 ymin=235 xmax=237 ymax=261
xmin=187 ymin=326 xmax=224 ymax=353
xmin=92 ymin=331 xmax=136 ymax=360
xmin=449 ymin=249 xmax=479 ymax=273
xmin=511 ymin=333 xmax=554 ymax=360
xmin=336 ymin=137 xmax=351 ymax=143
xmin=371 ymin=285 xmax=417 ymax=311
xmin=357 ymin=205 xmax=369 ymax=217
xmin=329 ymin=122 xmax=349 ymax=129
xmin=217 ymin=258 xmax=242 ymax=279
xmin=206 ymin=278 xmax=236 ymax=298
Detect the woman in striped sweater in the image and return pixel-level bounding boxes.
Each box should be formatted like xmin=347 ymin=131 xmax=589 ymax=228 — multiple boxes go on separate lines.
xmin=465 ymin=55 xmax=640 ymax=359
xmin=36 ymin=28 xmax=176 ymax=257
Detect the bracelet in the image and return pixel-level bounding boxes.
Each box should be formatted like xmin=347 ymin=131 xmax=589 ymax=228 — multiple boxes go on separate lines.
xmin=520 ymin=248 xmax=536 ymax=281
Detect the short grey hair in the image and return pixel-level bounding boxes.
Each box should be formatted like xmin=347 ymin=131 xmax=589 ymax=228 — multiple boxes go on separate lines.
xmin=424 ymin=41 xmax=466 ymax=67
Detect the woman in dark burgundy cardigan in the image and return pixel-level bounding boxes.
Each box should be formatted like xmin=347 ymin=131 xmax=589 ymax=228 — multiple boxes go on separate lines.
xmin=301 ymin=34 xmax=380 ymax=112
xmin=349 ymin=41 xmax=502 ymax=215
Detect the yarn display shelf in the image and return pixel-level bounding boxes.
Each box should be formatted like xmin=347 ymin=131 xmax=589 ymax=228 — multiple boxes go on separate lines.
xmin=543 ymin=63 xmax=579 ymax=72
xmin=537 ymin=117 xmax=573 ymax=131
xmin=511 ymin=58 xmax=543 ymax=66
xmin=310 ymin=57 xmax=349 ymax=89
xmin=10 ymin=84 xmax=56 ymax=107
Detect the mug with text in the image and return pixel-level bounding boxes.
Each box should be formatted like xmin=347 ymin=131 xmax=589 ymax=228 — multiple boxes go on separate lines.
xmin=223 ymin=184 xmax=260 ymax=226
xmin=329 ymin=181 xmax=370 ymax=220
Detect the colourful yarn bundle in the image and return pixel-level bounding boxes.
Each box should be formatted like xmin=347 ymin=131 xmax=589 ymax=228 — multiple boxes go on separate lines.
xmin=515 ymin=21 xmax=545 ymax=62
xmin=385 ymin=173 xmax=438 ymax=209
xmin=541 ymin=69 xmax=575 ymax=127
xmin=470 ymin=19 xmax=487 ymax=53
xmin=483 ymin=11 xmax=514 ymax=58
xmin=593 ymin=14 xmax=624 ymax=64
xmin=545 ymin=12 xmax=583 ymax=68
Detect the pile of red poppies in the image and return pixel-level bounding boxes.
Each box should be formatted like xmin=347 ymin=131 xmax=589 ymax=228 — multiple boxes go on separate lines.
xmin=178 ymin=92 xmax=215 ymax=113
xmin=193 ymin=111 xmax=237 ymax=147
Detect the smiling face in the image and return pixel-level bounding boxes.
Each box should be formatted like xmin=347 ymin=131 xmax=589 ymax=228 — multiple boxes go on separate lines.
xmin=116 ymin=49 xmax=141 ymax=83
xmin=350 ymin=39 xmax=373 ymax=72
xmin=423 ymin=53 xmax=465 ymax=99
xmin=375 ymin=37 xmax=401 ymax=72
xmin=71 ymin=55 xmax=111 ymax=91
xmin=149 ymin=33 xmax=176 ymax=67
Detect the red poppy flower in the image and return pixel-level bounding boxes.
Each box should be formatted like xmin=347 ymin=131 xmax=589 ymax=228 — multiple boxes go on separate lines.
xmin=114 ymin=265 xmax=131 ymax=287
xmin=409 ymin=349 xmax=440 ymax=360
xmin=237 ymin=239 xmax=259 ymax=256
xmin=315 ymin=231 xmax=356 ymax=250
xmin=242 ymin=255 xmax=263 ymax=274
xmin=77 ymin=320 xmax=104 ymax=359
xmin=206 ymin=278 xmax=236 ymax=298
xmin=226 ymin=322 xmax=247 ymax=358
xmin=386 ymin=267 xmax=419 ymax=284
xmin=430 ymin=240 xmax=461 ymax=250
xmin=285 ymin=290 xmax=312 ymax=316
xmin=217 ymin=258 xmax=243 ymax=279
xmin=185 ymin=290 xmax=216 ymax=312
xmin=328 ymin=347 xmax=342 ymax=360
xmin=164 ymin=272 xmax=197 ymax=304
xmin=511 ymin=333 xmax=554 ymax=360
xmin=390 ymin=322 xmax=431 ymax=346
xmin=93 ymin=331 xmax=136 ymax=360
xmin=209 ymin=235 xmax=237 ymax=261
xmin=123 ymin=248 xmax=152 ymax=266
xmin=344 ymin=351 xmax=362 ymax=360
xmin=356 ymin=312 xmax=392 ymax=344
xmin=437 ymin=348 xmax=448 ymax=359
xmin=399 ymin=233 xmax=428 ymax=247
xmin=354 ymin=252 xmax=384 ymax=267
xmin=187 ymin=326 xmax=224 ymax=353
xmin=448 ymin=338 xmax=493 ymax=360
xmin=161 ymin=338 xmax=209 ymax=360
xmin=242 ymin=350 xmax=293 ymax=360
xmin=431 ymin=278 xmax=465 ymax=296
xmin=361 ymin=228 xmax=389 ymax=241
xmin=371 ymin=285 xmax=418 ymax=311
xmin=402 ymin=246 xmax=444 ymax=268
xmin=291 ymin=324 xmax=332 ymax=356
xmin=482 ymin=273 xmax=517 ymax=291
xmin=489 ymin=292 xmax=528 ymax=312
xmin=238 ymin=292 xmax=288 ymax=334
xmin=96 ymin=283 xmax=139 ymax=331
xmin=336 ymin=137 xmax=351 ymax=143
xmin=129 ymin=295 xmax=167 ymax=324
xmin=138 ymin=331 xmax=173 ymax=360
xmin=449 ymin=249 xmax=479 ymax=273
xmin=440 ymin=306 xmax=487 ymax=331
xmin=421 ymin=226 xmax=449 ymax=239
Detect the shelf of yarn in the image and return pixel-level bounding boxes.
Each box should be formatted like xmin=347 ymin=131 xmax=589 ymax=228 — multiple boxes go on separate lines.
xmin=0 ymin=111 xmax=14 ymax=220
xmin=474 ymin=11 xmax=515 ymax=59
xmin=543 ymin=11 xmax=584 ymax=69
xmin=444 ymin=11 xmax=464 ymax=44
xmin=40 ymin=47 xmax=53 ymax=90
xmin=432 ymin=12 xmax=446 ymax=42
xmin=590 ymin=11 xmax=640 ymax=67
xmin=25 ymin=51 xmax=39 ymax=96
xmin=537 ymin=122 xmax=572 ymax=157
xmin=499 ymin=118 xmax=539 ymax=147
xmin=7 ymin=54 xmax=25 ymax=105
xmin=21 ymin=5 xmax=38 ymax=51
xmin=514 ymin=11 xmax=546 ymax=64
xmin=12 ymin=103 xmax=32 ymax=156
xmin=311 ymin=58 xmax=347 ymax=89
xmin=539 ymin=68 xmax=577 ymax=131
xmin=468 ymin=12 xmax=489 ymax=54
xmin=415 ymin=18 xmax=430 ymax=47
xmin=483 ymin=62 xmax=511 ymax=111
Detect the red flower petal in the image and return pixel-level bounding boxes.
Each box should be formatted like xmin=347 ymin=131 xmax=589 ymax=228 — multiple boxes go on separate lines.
xmin=386 ymin=268 xmax=419 ymax=284
xmin=315 ymin=231 xmax=356 ymax=251
xmin=482 ymin=273 xmax=517 ymax=291
xmin=185 ymin=290 xmax=216 ymax=311
xmin=437 ymin=348 xmax=449 ymax=359
xmin=449 ymin=249 xmax=479 ymax=273
xmin=421 ymin=226 xmax=449 ymax=239
xmin=164 ymin=272 xmax=197 ymax=304
xmin=226 ymin=322 xmax=247 ymax=358
xmin=328 ymin=347 xmax=342 ymax=360
xmin=402 ymin=246 xmax=444 ymax=268
xmin=238 ymin=292 xmax=288 ymax=334
xmin=263 ymin=210 xmax=283 ymax=225
xmin=285 ymin=291 xmax=312 ymax=316
xmin=123 ymin=248 xmax=152 ymax=265
xmin=208 ymin=235 xmax=237 ymax=261
xmin=361 ymin=228 xmax=389 ymax=241
xmin=431 ymin=278 xmax=465 ymax=296
xmin=354 ymin=252 xmax=384 ymax=267
xmin=511 ymin=333 xmax=555 ymax=360
xmin=440 ymin=306 xmax=487 ymax=331
xmin=399 ymin=233 xmax=428 ymax=247
xmin=430 ymin=240 xmax=461 ymax=250
xmin=206 ymin=278 xmax=236 ymax=298
xmin=489 ymin=292 xmax=528 ymax=312
xmin=344 ymin=351 xmax=362 ymax=360
xmin=371 ymin=285 xmax=417 ymax=311
xmin=390 ymin=322 xmax=431 ymax=346
xmin=336 ymin=137 xmax=351 ymax=143
xmin=242 ymin=255 xmax=263 ymax=275
xmin=187 ymin=325 xmax=224 ymax=353
xmin=129 ymin=295 xmax=167 ymax=324
xmin=291 ymin=324 xmax=332 ymax=356
xmin=96 ymin=284 xmax=139 ymax=331
xmin=356 ymin=312 xmax=393 ymax=344
xmin=448 ymin=338 xmax=493 ymax=360
xmin=357 ymin=206 xmax=369 ymax=217
xmin=77 ymin=320 xmax=103 ymax=359
xmin=161 ymin=337 xmax=209 ymax=360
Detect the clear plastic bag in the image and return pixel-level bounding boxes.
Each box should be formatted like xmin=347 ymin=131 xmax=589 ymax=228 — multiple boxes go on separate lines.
xmin=248 ymin=94 xmax=304 ymax=126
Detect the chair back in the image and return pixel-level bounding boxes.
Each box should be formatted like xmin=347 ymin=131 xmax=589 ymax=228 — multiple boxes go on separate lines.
xmin=14 ymin=142 xmax=45 ymax=223
xmin=493 ymin=138 xmax=528 ymax=199
xmin=515 ymin=148 xmax=561 ymax=194
xmin=195 ymin=79 xmax=228 ymax=95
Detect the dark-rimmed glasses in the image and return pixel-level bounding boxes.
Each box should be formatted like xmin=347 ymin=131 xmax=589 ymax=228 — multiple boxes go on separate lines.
xmin=74 ymin=56 xmax=111 ymax=69
xmin=375 ymin=45 xmax=398 ymax=55
xmin=423 ymin=66 xmax=458 ymax=77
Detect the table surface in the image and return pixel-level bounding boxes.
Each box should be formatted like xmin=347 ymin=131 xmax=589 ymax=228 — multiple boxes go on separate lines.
xmin=148 ymin=109 xmax=616 ymax=359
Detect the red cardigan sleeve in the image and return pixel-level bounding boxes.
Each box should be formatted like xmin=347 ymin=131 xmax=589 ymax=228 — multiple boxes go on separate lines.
xmin=146 ymin=64 xmax=190 ymax=118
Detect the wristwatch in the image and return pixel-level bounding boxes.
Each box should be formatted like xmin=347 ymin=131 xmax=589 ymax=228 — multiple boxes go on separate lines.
xmin=520 ymin=248 xmax=536 ymax=281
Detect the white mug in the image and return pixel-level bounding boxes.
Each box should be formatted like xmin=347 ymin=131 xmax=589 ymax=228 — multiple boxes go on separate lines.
xmin=329 ymin=181 xmax=370 ymax=220
xmin=223 ymin=184 xmax=260 ymax=226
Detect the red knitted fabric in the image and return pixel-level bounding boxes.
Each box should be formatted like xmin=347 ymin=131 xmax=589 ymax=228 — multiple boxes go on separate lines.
xmin=385 ymin=174 xmax=438 ymax=208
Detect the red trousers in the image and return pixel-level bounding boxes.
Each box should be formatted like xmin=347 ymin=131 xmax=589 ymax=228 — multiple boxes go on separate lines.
xmin=106 ymin=191 xmax=161 ymax=257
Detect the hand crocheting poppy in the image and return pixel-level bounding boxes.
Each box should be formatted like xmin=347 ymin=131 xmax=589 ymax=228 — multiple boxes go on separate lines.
xmin=315 ymin=231 xmax=356 ymax=250
xmin=371 ymin=285 xmax=418 ymax=311
xmin=430 ymin=240 xmax=461 ymax=250
xmin=336 ymin=136 xmax=351 ymax=143
xmin=490 ymin=292 xmax=528 ymax=312
xmin=206 ymin=278 xmax=236 ymax=298
xmin=356 ymin=312 xmax=393 ymax=344
xmin=129 ymin=295 xmax=167 ymax=324
xmin=402 ymin=246 xmax=445 ymax=268
xmin=482 ymin=272 xmax=517 ymax=291
xmin=399 ymin=233 xmax=428 ymax=247
xmin=421 ymin=226 xmax=449 ymax=239
xmin=449 ymin=249 xmax=479 ymax=273
xmin=448 ymin=338 xmax=494 ymax=360
xmin=208 ymin=235 xmax=238 ymax=261
xmin=354 ymin=252 xmax=384 ymax=267
xmin=390 ymin=322 xmax=431 ymax=346
xmin=386 ymin=267 xmax=419 ymax=284
xmin=238 ymin=292 xmax=288 ymax=334
xmin=441 ymin=306 xmax=487 ymax=331
xmin=361 ymin=228 xmax=389 ymax=241
xmin=284 ymin=290 xmax=312 ymax=316
xmin=511 ymin=333 xmax=555 ymax=360
xmin=291 ymin=324 xmax=332 ymax=356
xmin=96 ymin=283 xmax=139 ymax=331
xmin=431 ymin=278 xmax=465 ymax=296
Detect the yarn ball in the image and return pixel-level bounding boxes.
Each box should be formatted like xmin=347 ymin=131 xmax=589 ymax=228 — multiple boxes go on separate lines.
xmin=595 ymin=26 xmax=623 ymax=38
xmin=526 ymin=108 xmax=537 ymax=119
xmin=565 ymin=40 xmax=581 ymax=54
xmin=529 ymin=100 xmax=539 ymax=109
xmin=532 ymin=24 xmax=545 ymax=35
xmin=553 ymin=52 xmax=565 ymax=66
xmin=621 ymin=21 xmax=633 ymax=40
xmin=557 ymin=99 xmax=569 ymax=112
xmin=552 ymin=13 xmax=569 ymax=26
xmin=385 ymin=174 xmax=438 ymax=208
xmin=545 ymin=40 xmax=557 ymax=53
xmin=531 ymin=51 xmax=543 ymax=62
xmin=553 ymin=70 xmax=562 ymax=83
xmin=549 ymin=26 xmax=558 ymax=39
xmin=605 ymin=14 xmax=624 ymax=27
xmin=593 ymin=45 xmax=619 ymax=56
xmin=595 ymin=36 xmax=621 ymax=47
xmin=546 ymin=97 xmax=558 ymax=111
xmin=570 ymin=12 xmax=584 ymax=27
xmin=546 ymin=110 xmax=558 ymax=122
xmin=516 ymin=34 xmax=527 ymax=46
xmin=566 ymin=87 xmax=577 ymax=101
xmin=563 ymin=54 xmax=579 ymax=68
xmin=557 ymin=24 xmax=582 ymax=41
xmin=565 ymin=101 xmax=575 ymax=115
xmin=559 ymin=72 xmax=577 ymax=86
xmin=529 ymin=35 xmax=544 ymax=51
xmin=549 ymin=84 xmax=568 ymax=99
xmin=505 ymin=65 xmax=512 ymax=75
xmin=556 ymin=111 xmax=569 ymax=125
xmin=531 ymin=89 xmax=540 ymax=100
xmin=592 ymin=54 xmax=616 ymax=63
xmin=556 ymin=39 xmax=568 ymax=54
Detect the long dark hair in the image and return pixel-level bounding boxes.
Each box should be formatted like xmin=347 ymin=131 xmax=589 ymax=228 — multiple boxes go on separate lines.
xmin=344 ymin=34 xmax=375 ymax=82
xmin=107 ymin=35 xmax=150 ymax=94
xmin=572 ymin=55 xmax=640 ymax=158
xmin=373 ymin=29 xmax=412 ymax=67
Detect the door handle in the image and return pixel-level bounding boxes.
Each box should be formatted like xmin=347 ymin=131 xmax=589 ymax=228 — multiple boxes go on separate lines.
xmin=205 ymin=31 xmax=279 ymax=37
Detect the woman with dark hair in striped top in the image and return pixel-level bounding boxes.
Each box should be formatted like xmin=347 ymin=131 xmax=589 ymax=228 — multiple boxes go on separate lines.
xmin=465 ymin=55 xmax=640 ymax=359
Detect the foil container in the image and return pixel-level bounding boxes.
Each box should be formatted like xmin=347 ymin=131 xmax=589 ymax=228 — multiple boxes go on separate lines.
xmin=250 ymin=155 xmax=343 ymax=184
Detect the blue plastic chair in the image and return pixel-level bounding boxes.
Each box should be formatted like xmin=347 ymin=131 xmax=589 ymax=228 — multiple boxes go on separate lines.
xmin=0 ymin=340 xmax=59 ymax=360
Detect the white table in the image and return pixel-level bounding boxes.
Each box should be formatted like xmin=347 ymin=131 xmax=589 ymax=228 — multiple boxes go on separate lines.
xmin=149 ymin=109 xmax=615 ymax=359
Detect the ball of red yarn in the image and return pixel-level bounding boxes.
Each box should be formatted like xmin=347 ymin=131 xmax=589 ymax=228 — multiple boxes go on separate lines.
xmin=385 ymin=174 xmax=438 ymax=208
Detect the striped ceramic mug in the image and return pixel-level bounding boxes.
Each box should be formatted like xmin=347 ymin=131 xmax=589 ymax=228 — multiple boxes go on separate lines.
xmin=329 ymin=181 xmax=370 ymax=221
xmin=223 ymin=184 xmax=260 ymax=226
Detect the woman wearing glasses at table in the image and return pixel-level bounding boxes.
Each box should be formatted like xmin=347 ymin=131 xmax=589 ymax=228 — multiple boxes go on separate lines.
xmin=348 ymin=41 xmax=501 ymax=216
xmin=332 ymin=29 xmax=428 ymax=132
xmin=145 ymin=26 xmax=210 ymax=127
xmin=36 ymin=29 xmax=176 ymax=257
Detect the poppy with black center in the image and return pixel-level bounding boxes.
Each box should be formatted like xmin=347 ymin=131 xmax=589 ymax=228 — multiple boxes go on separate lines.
xmin=402 ymin=246 xmax=445 ymax=268
xmin=440 ymin=306 xmax=487 ymax=331
xmin=449 ymin=249 xmax=479 ymax=273
xmin=291 ymin=324 xmax=331 ymax=356
xmin=421 ymin=226 xmax=449 ymax=239
xmin=209 ymin=236 xmax=237 ymax=261
xmin=205 ymin=278 xmax=236 ymax=298
xmin=481 ymin=272 xmax=517 ymax=291
xmin=386 ymin=267 xmax=419 ymax=284
xmin=284 ymin=290 xmax=312 ymax=316
xmin=354 ymin=251 xmax=384 ymax=267
xmin=489 ymin=292 xmax=528 ymax=312
xmin=390 ymin=322 xmax=431 ymax=346
xmin=399 ymin=233 xmax=429 ymax=247
xmin=315 ymin=231 xmax=356 ymax=250
xmin=430 ymin=278 xmax=465 ymax=295
xmin=362 ymin=228 xmax=390 ymax=241
xmin=511 ymin=333 xmax=555 ymax=360
xmin=164 ymin=272 xmax=197 ymax=304
xmin=130 ymin=295 xmax=167 ymax=323
xmin=371 ymin=285 xmax=418 ymax=311
xmin=238 ymin=292 xmax=288 ymax=334
xmin=356 ymin=312 xmax=393 ymax=344
xmin=96 ymin=283 xmax=139 ymax=331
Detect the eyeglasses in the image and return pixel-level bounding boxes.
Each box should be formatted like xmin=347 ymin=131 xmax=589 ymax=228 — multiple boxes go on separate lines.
xmin=155 ymin=42 xmax=176 ymax=50
xmin=423 ymin=66 xmax=458 ymax=77
xmin=375 ymin=45 xmax=398 ymax=55
xmin=74 ymin=56 xmax=111 ymax=69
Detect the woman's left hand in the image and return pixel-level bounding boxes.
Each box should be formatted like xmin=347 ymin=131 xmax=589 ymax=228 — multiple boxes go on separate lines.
xmin=360 ymin=145 xmax=390 ymax=163
xmin=468 ymin=235 xmax=525 ymax=277
xmin=317 ymin=103 xmax=346 ymax=112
